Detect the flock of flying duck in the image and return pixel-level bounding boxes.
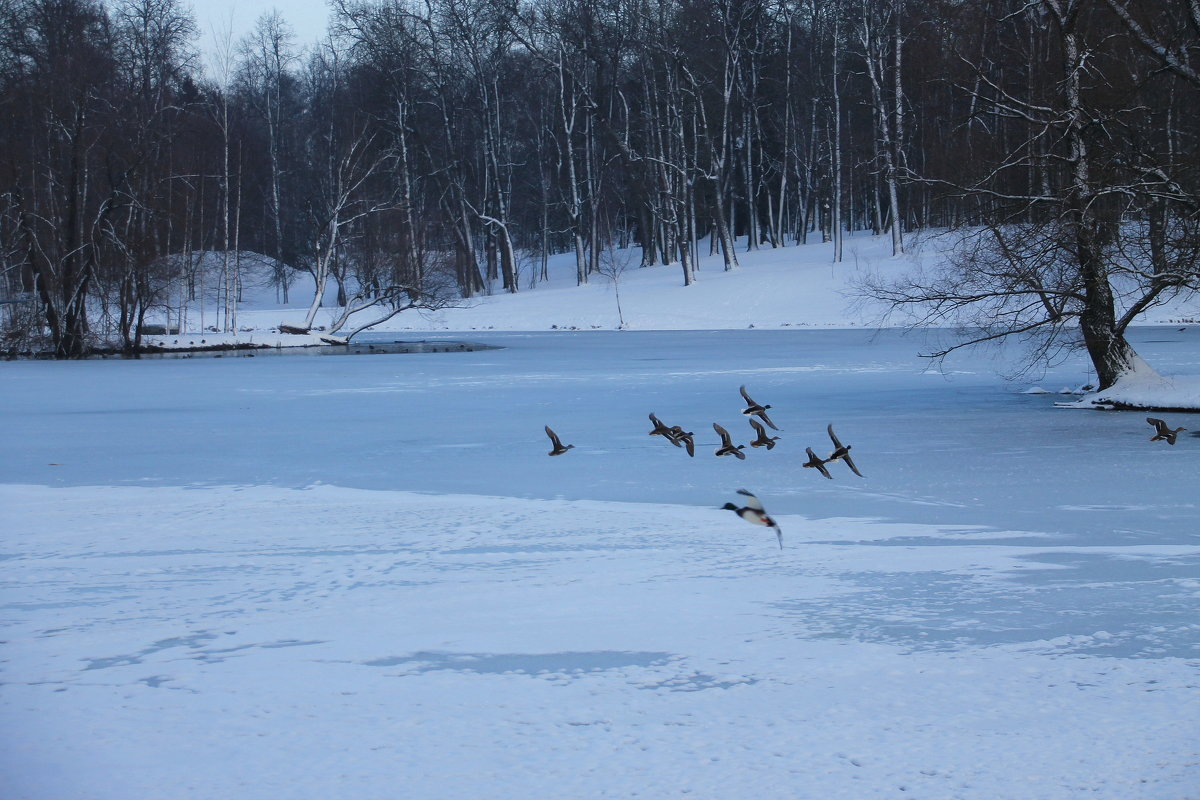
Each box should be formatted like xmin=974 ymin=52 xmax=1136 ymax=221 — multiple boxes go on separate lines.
xmin=543 ymin=385 xmax=864 ymax=550
xmin=543 ymin=391 xmax=1191 ymax=552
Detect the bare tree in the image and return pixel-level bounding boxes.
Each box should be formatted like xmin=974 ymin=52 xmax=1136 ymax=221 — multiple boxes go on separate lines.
xmin=96 ymin=0 xmax=199 ymax=350
xmin=296 ymin=45 xmax=397 ymax=331
xmin=2 ymin=0 xmax=119 ymax=356
xmin=238 ymin=10 xmax=299 ymax=303
xmin=862 ymin=0 xmax=1200 ymax=393
xmin=596 ymin=237 xmax=635 ymax=328
xmin=206 ymin=13 xmax=243 ymax=333
xmin=857 ymin=0 xmax=905 ymax=256
xmin=828 ymin=2 xmax=845 ymax=263
xmin=326 ymin=252 xmax=457 ymax=340
xmin=678 ymin=0 xmax=743 ymax=271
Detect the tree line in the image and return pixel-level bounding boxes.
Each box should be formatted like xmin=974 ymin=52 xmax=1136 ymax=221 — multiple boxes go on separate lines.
xmin=0 ymin=0 xmax=1196 ymax=388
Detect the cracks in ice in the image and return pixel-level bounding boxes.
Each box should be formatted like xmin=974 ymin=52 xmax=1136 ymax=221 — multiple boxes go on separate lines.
xmin=357 ymin=650 xmax=761 ymax=692
xmin=82 ymin=631 xmax=327 ymax=671
xmin=360 ymin=650 xmax=673 ymax=677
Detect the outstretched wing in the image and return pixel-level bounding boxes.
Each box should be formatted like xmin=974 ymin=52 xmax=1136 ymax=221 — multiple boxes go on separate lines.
xmin=545 ymin=426 xmax=562 ymax=447
xmin=1147 ymin=417 xmax=1167 ymax=435
xmin=650 ymin=414 xmax=682 ymax=447
xmin=736 ymin=488 xmax=764 ymax=511
xmin=681 ymin=434 xmax=695 ymax=457
xmin=749 ymin=417 xmax=766 ymax=437
xmin=713 ymin=422 xmax=732 ymax=446
xmin=758 ymin=409 xmax=780 ymax=430
xmin=650 ymin=413 xmax=673 ymax=439
xmin=829 ymin=424 xmax=862 ymax=476
xmin=827 ymin=424 xmax=844 ymax=450
xmin=739 ymin=384 xmax=755 ymax=405
xmin=807 ymin=447 xmax=833 ymax=479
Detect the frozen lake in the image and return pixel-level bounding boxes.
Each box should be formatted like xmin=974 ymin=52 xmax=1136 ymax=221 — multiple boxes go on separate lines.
xmin=5 ymin=327 xmax=1197 ymax=544
xmin=3 ymin=327 xmax=1199 ymax=798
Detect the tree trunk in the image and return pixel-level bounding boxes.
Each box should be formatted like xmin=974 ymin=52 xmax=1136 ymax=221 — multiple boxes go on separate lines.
xmin=1053 ymin=0 xmax=1138 ymax=389
xmin=831 ymin=21 xmax=844 ymax=263
xmin=889 ymin=0 xmax=906 ymax=255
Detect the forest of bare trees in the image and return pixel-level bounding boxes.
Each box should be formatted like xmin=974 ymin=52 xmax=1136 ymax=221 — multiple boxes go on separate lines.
xmin=1 ymin=0 xmax=1197 ymax=386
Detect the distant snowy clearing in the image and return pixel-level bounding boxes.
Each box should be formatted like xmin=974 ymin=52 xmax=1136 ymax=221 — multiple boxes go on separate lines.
xmin=4 ymin=483 xmax=1198 ymax=800
xmin=154 ymin=232 xmax=1200 ymax=338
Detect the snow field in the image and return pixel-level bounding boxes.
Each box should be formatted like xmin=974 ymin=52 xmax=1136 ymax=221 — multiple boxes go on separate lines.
xmin=3 ymin=483 xmax=1199 ymax=799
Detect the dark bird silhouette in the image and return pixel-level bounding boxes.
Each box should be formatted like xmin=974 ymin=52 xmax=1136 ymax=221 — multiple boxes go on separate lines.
xmin=722 ymin=489 xmax=783 ymax=549
xmin=544 ymin=425 xmax=575 ymax=456
xmin=748 ymin=418 xmax=780 ymax=450
xmin=824 ymin=424 xmax=863 ymax=477
xmin=713 ymin=423 xmax=746 ymax=459
xmin=649 ymin=413 xmax=695 ymax=455
xmin=803 ymin=447 xmax=833 ymax=479
xmin=739 ymin=385 xmax=780 ymax=430
xmin=1147 ymin=417 xmax=1187 ymax=445
xmin=648 ymin=413 xmax=679 ymax=445
xmin=670 ymin=426 xmax=696 ymax=457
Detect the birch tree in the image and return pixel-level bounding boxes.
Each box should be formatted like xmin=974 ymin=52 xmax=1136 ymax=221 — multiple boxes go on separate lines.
xmin=857 ymin=0 xmax=904 ymax=255
xmin=238 ymin=11 xmax=298 ymax=303
xmin=296 ymin=44 xmax=396 ymax=330
xmin=829 ymin=4 xmax=844 ymax=263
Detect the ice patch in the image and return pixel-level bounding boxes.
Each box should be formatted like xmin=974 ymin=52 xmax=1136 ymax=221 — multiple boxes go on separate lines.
xmin=361 ymin=650 xmax=673 ymax=675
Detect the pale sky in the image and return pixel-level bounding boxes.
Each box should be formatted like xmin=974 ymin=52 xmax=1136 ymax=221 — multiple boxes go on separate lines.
xmin=187 ymin=0 xmax=333 ymax=74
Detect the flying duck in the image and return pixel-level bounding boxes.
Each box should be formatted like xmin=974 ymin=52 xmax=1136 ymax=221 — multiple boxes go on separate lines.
xmin=824 ymin=424 xmax=863 ymax=476
xmin=722 ymin=489 xmax=783 ymax=549
xmin=748 ymin=417 xmax=780 ymax=450
xmin=1147 ymin=417 xmax=1187 ymax=445
xmin=649 ymin=413 xmax=680 ymax=445
xmin=739 ymin=385 xmax=780 ymax=430
xmin=713 ymin=422 xmax=746 ymax=459
xmin=670 ymin=426 xmax=696 ymax=457
xmin=544 ymin=425 xmax=575 ymax=456
xmin=803 ymin=447 xmax=833 ymax=479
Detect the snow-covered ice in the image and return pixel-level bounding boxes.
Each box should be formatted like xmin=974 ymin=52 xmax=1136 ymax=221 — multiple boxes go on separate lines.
xmin=3 ymin=235 xmax=1199 ymax=799
xmin=4 ymin=481 xmax=1199 ymax=799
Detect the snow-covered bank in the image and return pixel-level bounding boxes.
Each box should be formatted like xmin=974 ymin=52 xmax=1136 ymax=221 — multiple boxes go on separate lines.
xmin=137 ymin=329 xmax=344 ymax=352
xmin=1060 ymin=355 xmax=1200 ymax=411
xmin=3 ymin=482 xmax=1198 ymax=800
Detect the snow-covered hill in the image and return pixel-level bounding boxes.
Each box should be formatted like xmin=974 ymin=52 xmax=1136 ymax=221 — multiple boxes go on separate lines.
xmin=395 ymin=233 xmax=907 ymax=333
xmin=173 ymin=230 xmax=1198 ymax=335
